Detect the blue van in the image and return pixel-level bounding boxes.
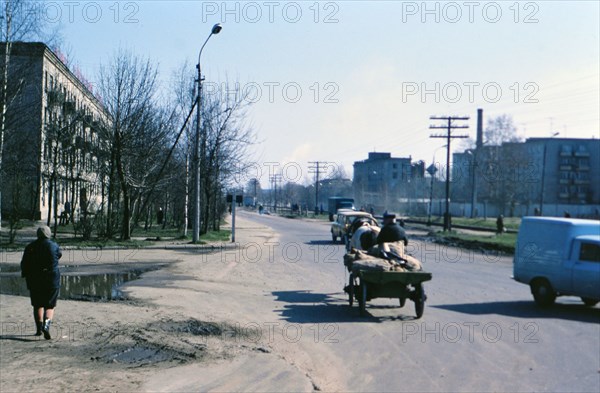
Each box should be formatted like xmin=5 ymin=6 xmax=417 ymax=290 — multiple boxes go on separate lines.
xmin=513 ymin=217 xmax=600 ymax=307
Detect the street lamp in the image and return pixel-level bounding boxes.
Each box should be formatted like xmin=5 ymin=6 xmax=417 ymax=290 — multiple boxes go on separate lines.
xmin=193 ymin=23 xmax=222 ymax=243
xmin=539 ymin=132 xmax=559 ymax=216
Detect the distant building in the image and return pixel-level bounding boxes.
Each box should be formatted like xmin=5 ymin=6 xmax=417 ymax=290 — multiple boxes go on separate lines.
xmin=1 ymin=42 xmax=108 ymax=221
xmin=353 ymin=152 xmax=426 ymax=213
xmin=452 ymin=137 xmax=600 ymax=217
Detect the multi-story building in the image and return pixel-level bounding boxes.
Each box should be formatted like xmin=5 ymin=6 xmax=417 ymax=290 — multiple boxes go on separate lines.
xmin=452 ymin=137 xmax=600 ymax=218
xmin=353 ymin=152 xmax=426 ymax=213
xmin=1 ymin=42 xmax=108 ymax=222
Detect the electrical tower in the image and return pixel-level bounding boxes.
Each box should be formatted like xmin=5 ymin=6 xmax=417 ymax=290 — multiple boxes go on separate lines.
xmin=430 ymin=116 xmax=469 ymax=231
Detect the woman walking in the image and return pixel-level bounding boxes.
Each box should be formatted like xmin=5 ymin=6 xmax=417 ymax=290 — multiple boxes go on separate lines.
xmin=20 ymin=226 xmax=62 ymax=339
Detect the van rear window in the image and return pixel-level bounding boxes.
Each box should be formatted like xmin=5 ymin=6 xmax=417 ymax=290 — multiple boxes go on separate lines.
xmin=579 ymin=243 xmax=600 ymax=262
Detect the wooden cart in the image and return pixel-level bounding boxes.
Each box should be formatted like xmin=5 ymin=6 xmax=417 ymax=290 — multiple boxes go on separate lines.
xmin=345 ymin=269 xmax=433 ymax=318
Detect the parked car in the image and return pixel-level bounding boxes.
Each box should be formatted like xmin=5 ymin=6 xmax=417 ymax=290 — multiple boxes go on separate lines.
xmin=331 ymin=210 xmax=378 ymax=245
xmin=513 ymin=217 xmax=600 ymax=307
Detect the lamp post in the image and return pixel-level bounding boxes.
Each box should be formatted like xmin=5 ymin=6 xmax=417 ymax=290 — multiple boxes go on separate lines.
xmin=193 ymin=23 xmax=222 ymax=243
xmin=539 ymin=132 xmax=559 ymax=216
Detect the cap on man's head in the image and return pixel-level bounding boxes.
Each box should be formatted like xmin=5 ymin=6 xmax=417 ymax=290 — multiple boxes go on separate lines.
xmin=383 ymin=211 xmax=396 ymax=219
xmin=37 ymin=226 xmax=52 ymax=239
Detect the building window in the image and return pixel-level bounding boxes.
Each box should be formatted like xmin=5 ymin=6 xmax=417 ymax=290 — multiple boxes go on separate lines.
xmin=560 ymin=145 xmax=572 ymax=155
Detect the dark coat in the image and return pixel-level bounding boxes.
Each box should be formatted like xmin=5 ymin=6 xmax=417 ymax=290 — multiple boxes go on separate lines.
xmin=21 ymin=238 xmax=62 ymax=290
xmin=377 ymin=223 xmax=408 ymax=246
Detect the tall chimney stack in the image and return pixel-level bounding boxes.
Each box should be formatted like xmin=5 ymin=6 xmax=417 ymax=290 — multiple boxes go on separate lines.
xmin=476 ymin=108 xmax=483 ymax=149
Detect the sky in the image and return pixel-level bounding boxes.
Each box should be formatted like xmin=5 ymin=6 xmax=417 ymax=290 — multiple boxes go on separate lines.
xmin=38 ymin=0 xmax=600 ymax=187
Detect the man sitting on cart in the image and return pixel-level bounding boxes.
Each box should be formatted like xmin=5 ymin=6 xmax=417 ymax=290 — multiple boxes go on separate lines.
xmin=377 ymin=211 xmax=408 ymax=246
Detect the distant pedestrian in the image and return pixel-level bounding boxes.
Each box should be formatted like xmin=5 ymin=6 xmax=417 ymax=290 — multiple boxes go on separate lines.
xmin=157 ymin=207 xmax=164 ymax=225
xmin=20 ymin=226 xmax=62 ymax=339
xmin=496 ymin=215 xmax=505 ymax=234
xmin=64 ymin=201 xmax=71 ymax=223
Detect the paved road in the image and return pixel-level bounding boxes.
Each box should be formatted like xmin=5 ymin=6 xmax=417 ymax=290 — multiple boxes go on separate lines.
xmin=231 ymin=211 xmax=600 ymax=392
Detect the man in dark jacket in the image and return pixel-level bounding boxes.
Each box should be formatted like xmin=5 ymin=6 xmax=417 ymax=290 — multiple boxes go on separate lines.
xmin=21 ymin=226 xmax=62 ymax=339
xmin=377 ymin=212 xmax=408 ymax=246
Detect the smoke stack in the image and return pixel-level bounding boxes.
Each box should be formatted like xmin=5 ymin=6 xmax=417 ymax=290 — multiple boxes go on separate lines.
xmin=476 ymin=108 xmax=483 ymax=149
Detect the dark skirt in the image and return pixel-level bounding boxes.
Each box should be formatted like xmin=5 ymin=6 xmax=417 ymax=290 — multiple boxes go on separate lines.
xmin=30 ymin=287 xmax=60 ymax=308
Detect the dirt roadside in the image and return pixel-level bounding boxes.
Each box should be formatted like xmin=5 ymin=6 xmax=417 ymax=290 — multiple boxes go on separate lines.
xmin=0 ymin=216 xmax=343 ymax=392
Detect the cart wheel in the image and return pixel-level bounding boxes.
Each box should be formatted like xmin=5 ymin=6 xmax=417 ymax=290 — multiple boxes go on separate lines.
xmin=348 ymin=273 xmax=355 ymax=307
xmin=359 ymin=280 xmax=367 ymax=317
xmin=399 ymin=297 xmax=406 ymax=308
xmin=414 ymin=284 xmax=425 ymax=319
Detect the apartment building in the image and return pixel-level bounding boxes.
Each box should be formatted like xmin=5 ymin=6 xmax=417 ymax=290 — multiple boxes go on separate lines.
xmin=353 ymin=152 xmax=426 ymax=213
xmin=1 ymin=42 xmax=108 ymax=221
xmin=452 ymin=137 xmax=600 ymax=217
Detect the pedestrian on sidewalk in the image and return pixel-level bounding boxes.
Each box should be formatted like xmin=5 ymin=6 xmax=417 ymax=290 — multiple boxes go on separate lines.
xmin=20 ymin=226 xmax=62 ymax=339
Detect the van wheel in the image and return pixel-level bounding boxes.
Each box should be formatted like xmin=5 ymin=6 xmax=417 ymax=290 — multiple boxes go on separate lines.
xmin=581 ymin=297 xmax=599 ymax=307
xmin=531 ymin=280 xmax=556 ymax=307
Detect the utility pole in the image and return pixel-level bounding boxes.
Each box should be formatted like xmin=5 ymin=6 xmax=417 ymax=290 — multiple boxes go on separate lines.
xmin=308 ymin=161 xmax=329 ymax=215
xmin=430 ymin=116 xmax=469 ymax=231
xmin=231 ymin=188 xmax=237 ymax=243
xmin=269 ymin=174 xmax=282 ymax=213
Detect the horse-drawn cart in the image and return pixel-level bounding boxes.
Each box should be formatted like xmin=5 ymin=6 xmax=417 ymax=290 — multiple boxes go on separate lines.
xmin=344 ymin=253 xmax=432 ymax=318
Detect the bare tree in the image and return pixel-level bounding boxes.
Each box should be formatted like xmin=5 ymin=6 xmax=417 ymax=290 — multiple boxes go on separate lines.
xmin=97 ymin=49 xmax=163 ymax=240
xmin=200 ymin=82 xmax=255 ymax=234
xmin=327 ymin=163 xmax=348 ymax=180
xmin=169 ymin=62 xmax=196 ymax=236
xmin=484 ymin=114 xmax=522 ymax=146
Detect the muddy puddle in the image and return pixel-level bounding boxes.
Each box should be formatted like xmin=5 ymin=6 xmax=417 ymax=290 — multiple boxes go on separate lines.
xmin=0 ymin=264 xmax=161 ymax=301
xmin=90 ymin=319 xmax=249 ymax=366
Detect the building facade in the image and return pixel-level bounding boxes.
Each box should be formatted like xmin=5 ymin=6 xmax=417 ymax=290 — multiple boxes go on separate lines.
xmin=452 ymin=138 xmax=600 ymax=218
xmin=1 ymin=42 xmax=108 ymax=222
xmin=353 ymin=152 xmax=426 ymax=213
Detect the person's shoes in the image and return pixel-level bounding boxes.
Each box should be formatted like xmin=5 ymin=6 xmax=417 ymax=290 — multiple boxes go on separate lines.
xmin=35 ymin=321 xmax=43 ymax=336
xmin=42 ymin=319 xmax=52 ymax=340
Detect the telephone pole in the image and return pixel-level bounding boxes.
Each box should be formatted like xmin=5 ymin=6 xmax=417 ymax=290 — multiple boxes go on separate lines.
xmin=430 ymin=116 xmax=469 ymax=231
xmin=269 ymin=174 xmax=282 ymax=213
xmin=308 ymin=161 xmax=329 ymax=214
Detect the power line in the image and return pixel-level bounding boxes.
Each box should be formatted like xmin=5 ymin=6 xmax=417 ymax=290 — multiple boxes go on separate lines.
xmin=429 ymin=115 xmax=470 ymax=231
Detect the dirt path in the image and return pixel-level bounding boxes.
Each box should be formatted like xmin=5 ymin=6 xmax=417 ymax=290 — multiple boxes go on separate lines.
xmin=0 ymin=216 xmax=344 ymax=392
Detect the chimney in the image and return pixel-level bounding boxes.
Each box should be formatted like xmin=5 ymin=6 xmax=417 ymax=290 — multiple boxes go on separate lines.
xmin=476 ymin=108 xmax=483 ymax=149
